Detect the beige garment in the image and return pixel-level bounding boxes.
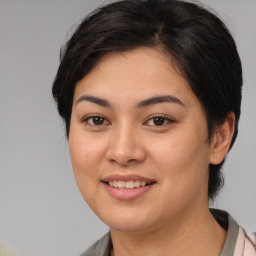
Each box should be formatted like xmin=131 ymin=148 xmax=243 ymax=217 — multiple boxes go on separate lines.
xmin=0 ymin=244 xmax=18 ymax=256
xmin=233 ymin=228 xmax=256 ymax=256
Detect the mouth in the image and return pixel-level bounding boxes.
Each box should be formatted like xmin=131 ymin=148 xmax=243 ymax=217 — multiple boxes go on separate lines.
xmin=102 ymin=178 xmax=156 ymax=200
xmin=103 ymin=180 xmax=156 ymax=189
xmin=101 ymin=174 xmax=156 ymax=200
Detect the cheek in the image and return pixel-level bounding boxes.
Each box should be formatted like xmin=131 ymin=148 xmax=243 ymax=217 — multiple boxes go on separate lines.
xmin=69 ymin=128 xmax=105 ymax=171
xmin=151 ymin=140 xmax=210 ymax=217
xmin=69 ymin=138 xmax=102 ymax=211
xmin=150 ymin=131 xmax=206 ymax=167
xmin=150 ymin=131 xmax=210 ymax=191
xmin=68 ymin=129 xmax=106 ymax=200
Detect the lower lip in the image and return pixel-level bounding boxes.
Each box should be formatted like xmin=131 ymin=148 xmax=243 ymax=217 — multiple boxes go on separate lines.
xmin=103 ymin=183 xmax=155 ymax=200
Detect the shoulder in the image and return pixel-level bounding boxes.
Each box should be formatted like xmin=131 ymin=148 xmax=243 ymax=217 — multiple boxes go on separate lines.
xmin=210 ymin=208 xmax=256 ymax=255
xmin=242 ymin=230 xmax=256 ymax=254
xmin=233 ymin=228 xmax=256 ymax=255
xmin=79 ymin=232 xmax=112 ymax=256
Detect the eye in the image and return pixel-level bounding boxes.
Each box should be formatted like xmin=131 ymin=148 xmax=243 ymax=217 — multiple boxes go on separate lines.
xmin=83 ymin=115 xmax=110 ymax=126
xmin=145 ymin=116 xmax=174 ymax=126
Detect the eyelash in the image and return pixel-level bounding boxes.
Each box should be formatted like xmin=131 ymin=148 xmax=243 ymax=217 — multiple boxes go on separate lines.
xmin=144 ymin=115 xmax=174 ymax=126
xmin=82 ymin=115 xmax=174 ymax=127
xmin=83 ymin=115 xmax=110 ymax=126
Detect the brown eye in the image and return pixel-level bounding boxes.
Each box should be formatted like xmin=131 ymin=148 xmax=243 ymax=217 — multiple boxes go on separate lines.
xmin=84 ymin=116 xmax=109 ymax=126
xmin=145 ymin=116 xmax=173 ymax=126
xmin=152 ymin=117 xmax=166 ymax=126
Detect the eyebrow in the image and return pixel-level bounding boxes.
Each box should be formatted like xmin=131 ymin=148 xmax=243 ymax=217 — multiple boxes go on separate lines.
xmin=76 ymin=95 xmax=185 ymax=108
xmin=137 ymin=95 xmax=185 ymax=108
xmin=76 ymin=95 xmax=111 ymax=107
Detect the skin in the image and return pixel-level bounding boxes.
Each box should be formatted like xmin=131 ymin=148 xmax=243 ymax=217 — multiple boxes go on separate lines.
xmin=69 ymin=47 xmax=235 ymax=256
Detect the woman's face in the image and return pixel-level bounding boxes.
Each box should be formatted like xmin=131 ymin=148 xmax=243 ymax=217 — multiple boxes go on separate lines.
xmin=69 ymin=47 xmax=215 ymax=232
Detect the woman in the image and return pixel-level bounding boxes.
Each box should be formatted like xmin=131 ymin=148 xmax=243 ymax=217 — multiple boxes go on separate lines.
xmin=52 ymin=0 xmax=256 ymax=255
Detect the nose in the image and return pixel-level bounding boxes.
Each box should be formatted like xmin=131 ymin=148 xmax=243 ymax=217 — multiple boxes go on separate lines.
xmin=106 ymin=124 xmax=146 ymax=166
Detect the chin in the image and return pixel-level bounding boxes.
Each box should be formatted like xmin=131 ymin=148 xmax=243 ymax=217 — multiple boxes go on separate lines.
xmin=97 ymin=208 xmax=160 ymax=233
xmin=109 ymin=220 xmax=152 ymax=233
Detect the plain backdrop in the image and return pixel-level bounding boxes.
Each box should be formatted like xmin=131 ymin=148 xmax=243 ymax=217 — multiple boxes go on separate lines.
xmin=0 ymin=0 xmax=255 ymax=255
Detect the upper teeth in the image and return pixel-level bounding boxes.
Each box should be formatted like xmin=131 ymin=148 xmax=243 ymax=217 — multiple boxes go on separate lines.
xmin=108 ymin=180 xmax=148 ymax=189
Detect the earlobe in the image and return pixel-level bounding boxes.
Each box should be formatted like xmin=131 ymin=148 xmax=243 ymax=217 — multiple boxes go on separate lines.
xmin=209 ymin=112 xmax=235 ymax=165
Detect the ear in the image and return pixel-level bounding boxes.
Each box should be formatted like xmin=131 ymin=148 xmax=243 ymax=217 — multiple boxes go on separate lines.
xmin=209 ymin=112 xmax=235 ymax=165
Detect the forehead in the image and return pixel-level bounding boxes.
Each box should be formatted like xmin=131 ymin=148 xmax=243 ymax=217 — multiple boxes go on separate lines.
xmin=74 ymin=47 xmax=200 ymax=108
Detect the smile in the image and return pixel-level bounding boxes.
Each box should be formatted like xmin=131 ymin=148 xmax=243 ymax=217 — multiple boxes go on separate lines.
xmin=102 ymin=175 xmax=156 ymax=200
xmin=106 ymin=180 xmax=154 ymax=189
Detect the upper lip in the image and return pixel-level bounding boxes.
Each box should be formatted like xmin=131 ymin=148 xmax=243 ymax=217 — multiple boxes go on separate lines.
xmin=101 ymin=174 xmax=156 ymax=183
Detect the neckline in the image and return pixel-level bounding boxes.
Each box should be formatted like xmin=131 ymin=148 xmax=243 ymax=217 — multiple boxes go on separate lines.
xmin=210 ymin=209 xmax=239 ymax=256
xmin=81 ymin=209 xmax=240 ymax=256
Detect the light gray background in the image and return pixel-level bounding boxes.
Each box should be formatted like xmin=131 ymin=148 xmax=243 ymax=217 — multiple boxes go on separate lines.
xmin=0 ymin=0 xmax=255 ymax=255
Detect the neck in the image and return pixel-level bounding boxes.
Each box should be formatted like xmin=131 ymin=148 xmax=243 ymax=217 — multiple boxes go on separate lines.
xmin=110 ymin=207 xmax=226 ymax=256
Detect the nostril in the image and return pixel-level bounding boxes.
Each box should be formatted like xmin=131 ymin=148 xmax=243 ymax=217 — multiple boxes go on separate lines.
xmin=107 ymin=155 xmax=139 ymax=166
xmin=105 ymin=139 xmax=146 ymax=165
xmin=127 ymin=159 xmax=137 ymax=164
